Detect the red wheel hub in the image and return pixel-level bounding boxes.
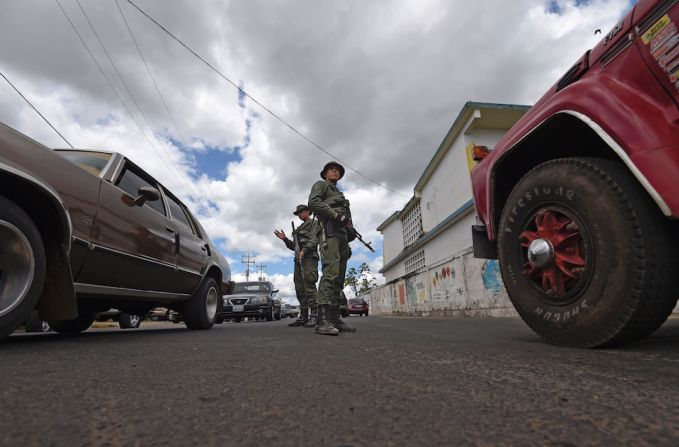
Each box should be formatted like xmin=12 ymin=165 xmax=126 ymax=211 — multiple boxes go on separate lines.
xmin=519 ymin=208 xmax=586 ymax=298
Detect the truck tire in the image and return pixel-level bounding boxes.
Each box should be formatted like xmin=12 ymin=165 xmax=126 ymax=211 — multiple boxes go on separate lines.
xmin=183 ymin=277 xmax=219 ymax=330
xmin=119 ymin=313 xmax=141 ymax=329
xmin=498 ymin=157 xmax=679 ymax=348
xmin=0 ymin=197 xmax=47 ymax=341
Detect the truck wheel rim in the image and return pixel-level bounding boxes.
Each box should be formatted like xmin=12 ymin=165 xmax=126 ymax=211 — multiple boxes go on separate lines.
xmin=206 ymin=287 xmax=218 ymax=321
xmin=130 ymin=315 xmax=140 ymax=327
xmin=519 ymin=207 xmax=588 ymax=302
xmin=0 ymin=220 xmax=35 ymax=317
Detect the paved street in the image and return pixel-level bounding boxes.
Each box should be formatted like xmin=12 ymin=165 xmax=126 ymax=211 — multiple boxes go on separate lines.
xmin=3 ymin=316 xmax=679 ymax=446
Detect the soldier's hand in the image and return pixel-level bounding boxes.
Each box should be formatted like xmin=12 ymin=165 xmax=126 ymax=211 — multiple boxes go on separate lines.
xmin=335 ymin=212 xmax=349 ymax=226
xmin=274 ymin=229 xmax=286 ymax=240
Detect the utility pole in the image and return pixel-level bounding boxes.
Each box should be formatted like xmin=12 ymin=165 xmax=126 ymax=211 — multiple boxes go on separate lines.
xmin=242 ymin=252 xmax=256 ymax=281
xmin=256 ymin=263 xmax=267 ymax=281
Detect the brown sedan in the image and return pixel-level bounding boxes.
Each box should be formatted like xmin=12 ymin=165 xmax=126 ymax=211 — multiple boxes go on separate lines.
xmin=0 ymin=122 xmax=232 ymax=340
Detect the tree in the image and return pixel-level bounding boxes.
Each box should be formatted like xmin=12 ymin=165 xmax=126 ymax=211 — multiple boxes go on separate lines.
xmin=345 ymin=267 xmax=359 ymax=296
xmin=357 ymin=263 xmax=377 ymax=294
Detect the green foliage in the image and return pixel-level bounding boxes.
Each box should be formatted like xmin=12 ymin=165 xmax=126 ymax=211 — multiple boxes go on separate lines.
xmin=345 ymin=263 xmax=377 ymax=295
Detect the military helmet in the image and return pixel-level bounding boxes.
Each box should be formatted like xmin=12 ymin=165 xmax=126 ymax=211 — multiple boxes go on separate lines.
xmin=293 ymin=204 xmax=309 ymax=215
xmin=320 ymin=161 xmax=345 ymax=180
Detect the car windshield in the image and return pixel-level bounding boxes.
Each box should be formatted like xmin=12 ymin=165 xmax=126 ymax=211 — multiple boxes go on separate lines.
xmin=233 ymin=283 xmax=270 ymax=294
xmin=57 ymin=150 xmax=112 ymax=176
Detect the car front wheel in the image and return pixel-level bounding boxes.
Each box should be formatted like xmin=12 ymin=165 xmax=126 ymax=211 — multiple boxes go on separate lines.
xmin=183 ymin=277 xmax=219 ymax=330
xmin=119 ymin=313 xmax=141 ymax=329
xmin=498 ymin=157 xmax=679 ymax=348
xmin=0 ymin=197 xmax=46 ymax=341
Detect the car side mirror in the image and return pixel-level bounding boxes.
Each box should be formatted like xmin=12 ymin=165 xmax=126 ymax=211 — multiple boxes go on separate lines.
xmin=134 ymin=186 xmax=160 ymax=206
xmin=272 ymin=289 xmax=279 ymax=294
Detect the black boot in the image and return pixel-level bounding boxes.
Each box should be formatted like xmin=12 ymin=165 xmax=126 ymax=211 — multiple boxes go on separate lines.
xmin=315 ymin=305 xmax=339 ymax=336
xmin=304 ymin=306 xmax=317 ymax=328
xmin=288 ymin=306 xmax=308 ymax=327
xmin=328 ymin=305 xmax=356 ymax=333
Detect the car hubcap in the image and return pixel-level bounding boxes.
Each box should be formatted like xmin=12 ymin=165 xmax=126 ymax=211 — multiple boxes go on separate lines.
xmin=206 ymin=287 xmax=218 ymax=321
xmin=519 ymin=208 xmax=587 ymax=299
xmin=0 ymin=220 xmax=35 ymax=317
xmin=131 ymin=315 xmax=140 ymax=326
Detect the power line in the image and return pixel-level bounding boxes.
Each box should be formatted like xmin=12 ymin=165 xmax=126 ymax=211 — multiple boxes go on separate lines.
xmin=242 ymin=252 xmax=256 ymax=281
xmin=126 ymin=0 xmax=409 ymax=199
xmin=73 ymin=0 xmax=201 ymax=200
xmin=55 ymin=0 xmax=188 ymax=192
xmin=113 ymin=0 xmax=222 ymax=206
xmin=0 ymin=71 xmax=74 ymax=148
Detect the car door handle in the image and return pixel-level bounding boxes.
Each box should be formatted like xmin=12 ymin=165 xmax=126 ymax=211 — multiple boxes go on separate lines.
xmin=165 ymin=226 xmax=175 ymax=233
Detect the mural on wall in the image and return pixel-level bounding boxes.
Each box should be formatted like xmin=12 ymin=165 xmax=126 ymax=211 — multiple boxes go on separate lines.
xmin=429 ymin=258 xmax=466 ymax=308
xmin=398 ymin=281 xmax=406 ymax=306
xmin=481 ymin=260 xmax=503 ymax=295
xmin=462 ymin=254 xmax=511 ymax=309
xmin=405 ymin=274 xmax=427 ymax=307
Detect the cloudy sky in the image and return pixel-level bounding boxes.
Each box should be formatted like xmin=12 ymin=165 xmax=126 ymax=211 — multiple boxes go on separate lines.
xmin=0 ymin=0 xmax=633 ymax=301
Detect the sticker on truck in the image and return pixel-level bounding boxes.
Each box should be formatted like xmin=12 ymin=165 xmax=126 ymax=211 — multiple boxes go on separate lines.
xmin=642 ymin=13 xmax=679 ymax=92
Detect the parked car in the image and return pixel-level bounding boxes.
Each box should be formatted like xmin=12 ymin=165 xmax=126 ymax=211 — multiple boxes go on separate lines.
xmin=95 ymin=308 xmax=144 ymax=329
xmin=0 ymin=123 xmax=232 ymax=340
xmin=339 ymin=292 xmax=349 ymax=318
xmin=220 ymin=282 xmax=282 ymax=322
xmin=470 ymin=0 xmax=679 ymax=348
xmin=281 ymin=304 xmax=299 ymax=319
xmin=147 ymin=307 xmax=173 ymax=321
xmin=348 ymin=298 xmax=369 ymax=316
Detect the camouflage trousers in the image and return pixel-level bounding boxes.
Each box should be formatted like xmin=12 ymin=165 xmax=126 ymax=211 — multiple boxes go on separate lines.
xmin=318 ymin=232 xmax=351 ymax=306
xmin=294 ymin=256 xmax=319 ymax=308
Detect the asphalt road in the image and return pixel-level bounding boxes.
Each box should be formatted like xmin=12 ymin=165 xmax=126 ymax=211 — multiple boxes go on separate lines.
xmin=3 ymin=316 xmax=679 ymax=446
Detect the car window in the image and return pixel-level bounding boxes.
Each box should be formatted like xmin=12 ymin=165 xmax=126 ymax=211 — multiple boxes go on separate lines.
xmin=166 ymin=194 xmax=195 ymax=235
xmin=116 ymin=165 xmax=166 ymax=216
xmin=232 ymin=283 xmax=271 ymax=293
xmin=58 ymin=150 xmax=112 ymax=176
xmin=349 ymin=299 xmax=364 ymax=305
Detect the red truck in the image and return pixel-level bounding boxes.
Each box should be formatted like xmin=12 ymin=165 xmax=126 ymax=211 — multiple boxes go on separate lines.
xmin=471 ymin=0 xmax=679 ymax=347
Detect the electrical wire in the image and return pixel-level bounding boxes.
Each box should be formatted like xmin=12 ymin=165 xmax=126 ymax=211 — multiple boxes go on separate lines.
xmin=73 ymin=0 xmax=202 ymax=199
xmin=0 ymin=70 xmax=74 ymax=148
xmin=113 ymin=0 xmax=221 ymax=206
xmin=55 ymin=0 xmax=191 ymax=194
xmin=126 ymin=0 xmax=409 ymax=199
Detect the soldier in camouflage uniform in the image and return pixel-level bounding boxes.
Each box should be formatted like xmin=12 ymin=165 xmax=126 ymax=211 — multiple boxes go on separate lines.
xmin=274 ymin=204 xmax=321 ymax=327
xmin=308 ymin=161 xmax=356 ymax=336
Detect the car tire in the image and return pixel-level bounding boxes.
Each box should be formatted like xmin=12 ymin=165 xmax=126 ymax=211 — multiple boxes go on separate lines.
xmin=25 ymin=310 xmax=50 ymax=333
xmin=214 ymin=315 xmax=224 ymax=324
xmin=234 ymin=317 xmax=242 ymax=323
xmin=0 ymin=197 xmax=47 ymax=341
xmin=266 ymin=306 xmax=275 ymax=322
xmin=275 ymin=309 xmax=281 ymax=321
xmin=498 ymin=157 xmax=679 ymax=348
xmin=50 ymin=306 xmax=95 ymax=335
xmin=183 ymin=277 xmax=219 ymax=330
xmin=119 ymin=313 xmax=141 ymax=329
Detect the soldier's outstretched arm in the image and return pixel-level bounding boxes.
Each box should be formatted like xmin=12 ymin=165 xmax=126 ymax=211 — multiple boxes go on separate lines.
xmin=308 ymin=180 xmax=335 ymax=220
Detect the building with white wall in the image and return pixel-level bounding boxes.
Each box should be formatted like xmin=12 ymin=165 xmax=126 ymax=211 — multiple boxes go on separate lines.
xmin=369 ymin=102 xmax=529 ymax=316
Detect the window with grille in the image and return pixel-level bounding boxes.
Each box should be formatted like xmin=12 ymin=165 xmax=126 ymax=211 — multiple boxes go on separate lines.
xmin=402 ymin=202 xmax=423 ymax=247
xmin=404 ymin=250 xmax=425 ymax=274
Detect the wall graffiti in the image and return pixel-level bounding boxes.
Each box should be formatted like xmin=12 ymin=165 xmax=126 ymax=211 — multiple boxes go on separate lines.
xmin=481 ymin=260 xmax=503 ymax=295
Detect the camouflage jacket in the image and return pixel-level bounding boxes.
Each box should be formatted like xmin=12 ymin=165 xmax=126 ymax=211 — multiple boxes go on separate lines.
xmin=283 ymin=218 xmax=321 ymax=258
xmin=308 ymin=180 xmax=351 ymax=235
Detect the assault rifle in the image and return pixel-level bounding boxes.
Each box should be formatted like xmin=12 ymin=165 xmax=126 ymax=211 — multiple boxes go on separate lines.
xmin=291 ymin=221 xmax=305 ymax=283
xmin=349 ymin=227 xmax=375 ymax=253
